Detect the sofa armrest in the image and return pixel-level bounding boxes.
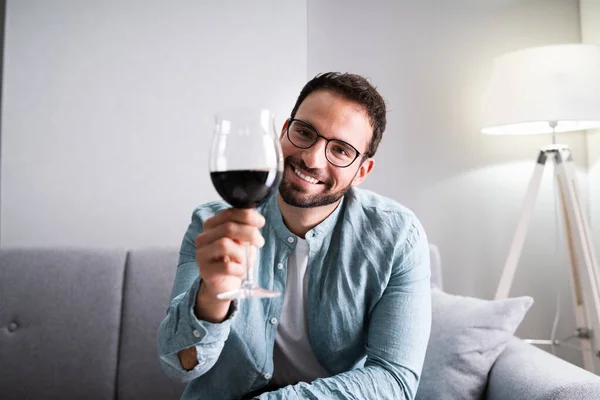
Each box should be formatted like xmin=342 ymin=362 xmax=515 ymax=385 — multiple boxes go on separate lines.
xmin=487 ymin=337 xmax=600 ymax=400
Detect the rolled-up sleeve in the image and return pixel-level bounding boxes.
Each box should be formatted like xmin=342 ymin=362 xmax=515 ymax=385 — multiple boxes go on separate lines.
xmin=157 ymin=206 xmax=238 ymax=382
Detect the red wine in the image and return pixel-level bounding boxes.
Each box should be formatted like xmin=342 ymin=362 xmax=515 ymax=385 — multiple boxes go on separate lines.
xmin=211 ymin=169 xmax=282 ymax=208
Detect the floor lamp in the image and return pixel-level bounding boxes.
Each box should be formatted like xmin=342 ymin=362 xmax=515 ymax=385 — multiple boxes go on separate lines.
xmin=481 ymin=44 xmax=600 ymax=373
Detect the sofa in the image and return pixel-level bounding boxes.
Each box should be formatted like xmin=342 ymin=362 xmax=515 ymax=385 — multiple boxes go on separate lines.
xmin=1 ymin=245 xmax=600 ymax=399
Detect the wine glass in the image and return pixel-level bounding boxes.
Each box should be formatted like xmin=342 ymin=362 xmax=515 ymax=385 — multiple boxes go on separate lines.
xmin=209 ymin=107 xmax=283 ymax=300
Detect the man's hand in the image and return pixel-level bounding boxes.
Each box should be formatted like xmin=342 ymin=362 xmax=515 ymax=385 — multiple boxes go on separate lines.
xmin=178 ymin=208 xmax=265 ymax=370
xmin=194 ymin=208 xmax=266 ymax=323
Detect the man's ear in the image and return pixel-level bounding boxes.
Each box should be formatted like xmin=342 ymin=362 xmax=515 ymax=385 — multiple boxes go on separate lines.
xmin=280 ymin=119 xmax=289 ymax=140
xmin=351 ymin=157 xmax=375 ymax=187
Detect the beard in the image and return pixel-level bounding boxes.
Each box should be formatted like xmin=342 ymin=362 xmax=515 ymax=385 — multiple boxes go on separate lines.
xmin=278 ymin=156 xmax=355 ymax=208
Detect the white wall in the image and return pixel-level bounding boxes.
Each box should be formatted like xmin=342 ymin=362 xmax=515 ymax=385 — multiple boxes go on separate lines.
xmin=1 ymin=0 xmax=307 ymax=248
xmin=581 ymin=0 xmax=600 ymax=286
xmin=308 ymin=0 xmax=584 ymax=366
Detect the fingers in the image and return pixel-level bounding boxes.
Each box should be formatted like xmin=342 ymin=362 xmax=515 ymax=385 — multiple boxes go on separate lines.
xmin=198 ymin=237 xmax=247 ymax=265
xmin=193 ymin=208 xmax=264 ymax=297
xmin=203 ymin=208 xmax=265 ymax=230
xmin=203 ymin=260 xmax=246 ymax=279
xmin=196 ymin=222 xmax=265 ymax=249
xmin=200 ymin=269 xmax=244 ymax=296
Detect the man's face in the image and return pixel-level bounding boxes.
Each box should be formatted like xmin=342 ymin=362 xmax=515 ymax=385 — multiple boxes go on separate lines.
xmin=279 ymin=90 xmax=375 ymax=208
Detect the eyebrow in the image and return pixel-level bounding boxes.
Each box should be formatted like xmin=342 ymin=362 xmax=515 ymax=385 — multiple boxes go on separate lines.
xmin=293 ymin=118 xmax=362 ymax=151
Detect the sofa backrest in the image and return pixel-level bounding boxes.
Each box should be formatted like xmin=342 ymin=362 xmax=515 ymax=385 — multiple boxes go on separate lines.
xmin=0 ymin=244 xmax=442 ymax=399
xmin=0 ymin=247 xmax=185 ymax=400
xmin=117 ymin=247 xmax=184 ymax=399
xmin=429 ymin=243 xmax=443 ymax=290
xmin=0 ymin=248 xmax=127 ymax=400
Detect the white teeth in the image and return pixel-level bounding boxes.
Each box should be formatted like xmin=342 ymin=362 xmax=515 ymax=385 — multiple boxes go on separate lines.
xmin=294 ymin=167 xmax=319 ymax=184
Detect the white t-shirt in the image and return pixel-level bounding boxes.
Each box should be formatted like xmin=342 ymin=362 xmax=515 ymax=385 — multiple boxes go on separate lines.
xmin=271 ymin=237 xmax=330 ymax=386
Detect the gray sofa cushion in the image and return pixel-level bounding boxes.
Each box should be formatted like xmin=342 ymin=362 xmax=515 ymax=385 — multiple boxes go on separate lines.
xmin=415 ymin=287 xmax=533 ymax=400
xmin=0 ymin=248 xmax=126 ymax=400
xmin=117 ymin=247 xmax=185 ymax=400
xmin=488 ymin=336 xmax=600 ymax=400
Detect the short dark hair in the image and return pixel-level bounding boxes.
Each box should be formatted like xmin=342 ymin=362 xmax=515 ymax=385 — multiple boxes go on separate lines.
xmin=290 ymin=72 xmax=387 ymax=158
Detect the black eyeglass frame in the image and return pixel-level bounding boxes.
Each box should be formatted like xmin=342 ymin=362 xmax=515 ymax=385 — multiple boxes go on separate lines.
xmin=285 ymin=118 xmax=365 ymax=168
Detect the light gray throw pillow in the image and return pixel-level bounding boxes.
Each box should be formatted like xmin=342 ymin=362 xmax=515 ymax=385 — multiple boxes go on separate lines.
xmin=415 ymin=287 xmax=534 ymax=400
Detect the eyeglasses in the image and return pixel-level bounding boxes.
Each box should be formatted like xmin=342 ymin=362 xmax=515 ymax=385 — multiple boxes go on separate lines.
xmin=285 ymin=118 xmax=363 ymax=168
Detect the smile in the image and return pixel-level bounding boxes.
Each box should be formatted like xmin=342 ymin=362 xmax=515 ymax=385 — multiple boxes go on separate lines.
xmin=293 ymin=167 xmax=321 ymax=184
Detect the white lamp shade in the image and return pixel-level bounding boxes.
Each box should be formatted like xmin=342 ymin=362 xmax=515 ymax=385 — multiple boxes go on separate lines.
xmin=481 ymin=44 xmax=600 ymax=135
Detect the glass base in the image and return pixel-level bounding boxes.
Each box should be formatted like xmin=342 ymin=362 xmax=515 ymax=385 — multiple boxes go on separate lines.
xmin=216 ymin=284 xmax=281 ymax=300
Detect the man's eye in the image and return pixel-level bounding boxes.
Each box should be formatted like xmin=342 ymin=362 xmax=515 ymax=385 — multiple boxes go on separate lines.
xmin=331 ymin=146 xmax=348 ymax=156
xmin=298 ymin=130 xmax=312 ymax=137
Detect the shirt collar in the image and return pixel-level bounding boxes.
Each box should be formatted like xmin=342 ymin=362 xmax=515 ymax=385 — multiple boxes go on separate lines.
xmin=261 ymin=193 xmax=346 ymax=247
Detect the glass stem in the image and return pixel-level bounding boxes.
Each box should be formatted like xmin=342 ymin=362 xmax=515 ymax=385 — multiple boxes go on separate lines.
xmin=242 ymin=242 xmax=253 ymax=288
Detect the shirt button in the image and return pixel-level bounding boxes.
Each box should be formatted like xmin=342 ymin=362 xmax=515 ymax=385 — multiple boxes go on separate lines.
xmin=264 ymin=373 xmax=272 ymax=380
xmin=287 ymin=236 xmax=294 ymax=243
xmin=7 ymin=322 xmax=18 ymax=332
xmin=312 ymin=231 xmax=318 ymax=237
xmin=277 ymin=263 xmax=283 ymax=270
xmin=192 ymin=329 xmax=201 ymax=338
xmin=270 ymin=317 xmax=278 ymax=325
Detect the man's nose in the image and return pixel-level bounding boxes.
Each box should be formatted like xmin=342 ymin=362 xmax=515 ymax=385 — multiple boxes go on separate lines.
xmin=302 ymin=139 xmax=329 ymax=170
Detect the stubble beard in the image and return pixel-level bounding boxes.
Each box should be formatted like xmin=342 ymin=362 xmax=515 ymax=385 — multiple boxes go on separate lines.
xmin=278 ymin=157 xmax=355 ymax=208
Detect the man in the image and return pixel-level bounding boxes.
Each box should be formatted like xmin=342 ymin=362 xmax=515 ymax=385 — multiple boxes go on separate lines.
xmin=158 ymin=72 xmax=432 ymax=399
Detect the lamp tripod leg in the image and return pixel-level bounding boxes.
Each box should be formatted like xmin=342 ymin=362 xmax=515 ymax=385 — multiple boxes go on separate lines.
xmin=555 ymin=149 xmax=600 ymax=374
xmin=495 ymin=150 xmax=548 ymax=300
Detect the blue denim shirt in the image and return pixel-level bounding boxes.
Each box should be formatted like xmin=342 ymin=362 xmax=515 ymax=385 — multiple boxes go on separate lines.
xmin=157 ymin=187 xmax=432 ymax=400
